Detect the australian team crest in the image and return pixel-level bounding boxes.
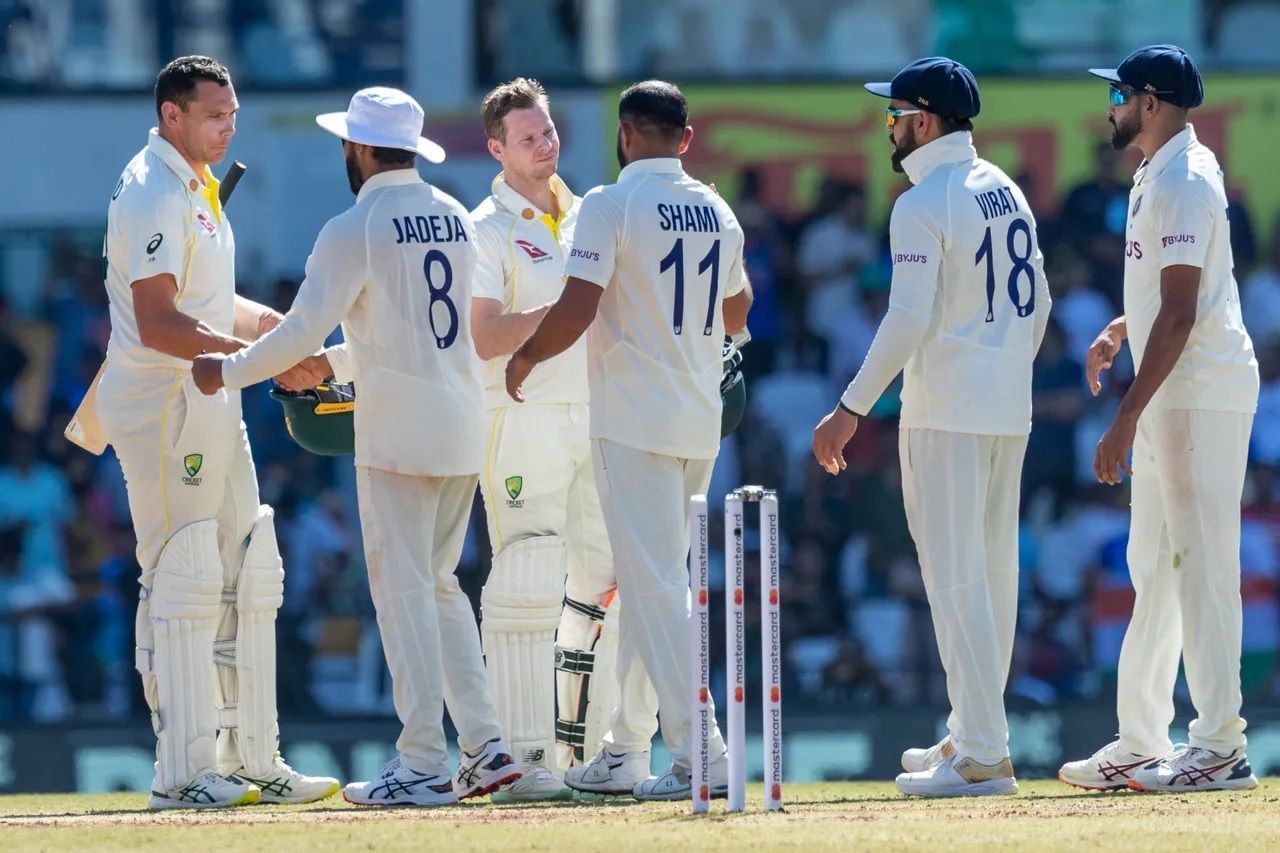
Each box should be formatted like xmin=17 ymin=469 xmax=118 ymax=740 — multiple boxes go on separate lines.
xmin=182 ymin=453 xmax=204 ymax=485
xmin=504 ymin=475 xmax=524 ymax=508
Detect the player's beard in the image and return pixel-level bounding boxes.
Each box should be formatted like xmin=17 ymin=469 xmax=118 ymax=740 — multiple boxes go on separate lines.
xmin=1110 ymin=111 xmax=1142 ymax=151
xmin=344 ymin=145 xmax=364 ymax=195
xmin=616 ymin=128 xmax=629 ymax=169
xmin=890 ymin=123 xmax=919 ymax=174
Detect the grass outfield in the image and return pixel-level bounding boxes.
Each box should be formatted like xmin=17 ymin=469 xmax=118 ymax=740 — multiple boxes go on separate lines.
xmin=2 ymin=781 xmax=1279 ymax=851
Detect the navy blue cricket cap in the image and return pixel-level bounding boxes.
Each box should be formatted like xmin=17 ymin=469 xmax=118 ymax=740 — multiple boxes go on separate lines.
xmin=864 ymin=57 xmax=981 ymax=120
xmin=1089 ymin=44 xmax=1203 ymax=109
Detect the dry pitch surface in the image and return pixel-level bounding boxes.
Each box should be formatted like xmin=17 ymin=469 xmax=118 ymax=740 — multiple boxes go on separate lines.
xmin=3 ymin=780 xmax=1279 ymax=851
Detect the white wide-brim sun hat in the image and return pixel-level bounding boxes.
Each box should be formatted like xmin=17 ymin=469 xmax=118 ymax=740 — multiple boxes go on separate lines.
xmin=316 ymin=86 xmax=445 ymax=164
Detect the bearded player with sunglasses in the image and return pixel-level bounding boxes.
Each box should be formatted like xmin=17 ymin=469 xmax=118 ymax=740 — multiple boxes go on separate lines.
xmin=1059 ymin=45 xmax=1259 ymax=794
xmin=812 ymin=57 xmax=1051 ymax=797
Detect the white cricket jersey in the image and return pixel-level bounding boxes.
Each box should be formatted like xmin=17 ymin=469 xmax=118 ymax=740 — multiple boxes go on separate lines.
xmin=841 ymin=132 xmax=1051 ymax=436
xmin=562 ymin=157 xmax=746 ymax=459
xmin=1122 ymin=125 xmax=1258 ymax=414
xmin=471 ymin=173 xmax=587 ymax=409
xmin=104 ymin=129 xmax=235 ymax=370
xmin=222 ymin=169 xmax=484 ymax=477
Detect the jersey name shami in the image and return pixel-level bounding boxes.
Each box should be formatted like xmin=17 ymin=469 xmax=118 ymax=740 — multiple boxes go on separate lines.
xmin=658 ymin=203 xmax=721 ymax=232
xmin=973 ymin=186 xmax=1021 ymax=222
xmin=393 ymin=214 xmax=469 ymax=244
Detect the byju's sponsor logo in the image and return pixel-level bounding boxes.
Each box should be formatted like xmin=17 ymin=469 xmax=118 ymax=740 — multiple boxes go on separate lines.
xmin=570 ymin=248 xmax=600 ymax=261
xmin=1162 ymin=234 xmax=1196 ymax=247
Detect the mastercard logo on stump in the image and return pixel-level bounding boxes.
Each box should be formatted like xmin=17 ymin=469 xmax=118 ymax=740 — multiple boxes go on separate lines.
xmin=734 ymin=686 xmax=744 ymax=703
xmin=733 ymin=589 xmax=744 ymax=605
xmin=770 ymin=783 xmax=782 ymax=802
xmin=699 ymin=686 xmax=709 ymax=703
xmin=699 ymin=785 xmax=710 ymax=801
xmin=769 ymin=589 xmax=779 ymax=605
xmin=770 ymin=686 xmax=780 ymax=703
xmin=698 ymin=590 xmax=708 ymax=606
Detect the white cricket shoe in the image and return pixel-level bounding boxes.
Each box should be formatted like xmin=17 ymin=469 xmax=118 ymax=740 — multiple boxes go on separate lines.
xmin=1058 ymin=739 xmax=1156 ymax=791
xmin=227 ymin=753 xmax=340 ymax=804
xmin=1128 ymin=745 xmax=1258 ymax=793
xmin=632 ymin=756 xmax=729 ymax=802
xmin=148 ymin=771 xmax=260 ymax=810
xmin=565 ymin=748 xmax=652 ymax=795
xmin=454 ymin=738 xmax=522 ymax=800
xmin=896 ymin=753 xmax=1018 ymax=798
xmin=343 ymin=757 xmax=457 ymax=807
xmin=901 ymin=736 xmax=954 ymax=773
xmin=491 ymin=766 xmax=573 ymax=803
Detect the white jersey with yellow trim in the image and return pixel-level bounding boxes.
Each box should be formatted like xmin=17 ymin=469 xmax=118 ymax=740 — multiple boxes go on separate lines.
xmin=471 ymin=173 xmax=587 ymax=409
xmin=104 ymin=129 xmax=235 ymax=371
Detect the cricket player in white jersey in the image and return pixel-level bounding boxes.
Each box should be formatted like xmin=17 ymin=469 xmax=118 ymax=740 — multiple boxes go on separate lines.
xmin=1059 ymin=46 xmax=1259 ymax=793
xmin=506 ymin=80 xmax=753 ymax=801
xmin=812 ymin=58 xmax=1051 ymax=798
xmin=192 ymin=87 xmax=522 ymax=806
xmin=470 ymin=78 xmax=659 ymax=801
xmin=99 ymin=55 xmax=337 ymax=809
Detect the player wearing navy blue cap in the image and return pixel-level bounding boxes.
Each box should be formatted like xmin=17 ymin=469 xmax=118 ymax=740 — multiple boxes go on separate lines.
xmin=813 ymin=57 xmax=1050 ymax=798
xmin=1059 ymin=45 xmax=1260 ymax=794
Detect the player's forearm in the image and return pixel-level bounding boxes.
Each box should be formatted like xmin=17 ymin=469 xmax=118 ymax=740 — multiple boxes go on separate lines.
xmin=1108 ymin=315 xmax=1128 ymax=341
xmin=724 ymin=281 xmax=754 ymax=335
xmin=472 ymin=304 xmax=552 ymax=360
xmin=839 ymin=305 xmax=930 ymax=415
xmin=141 ymin=312 xmax=246 ymax=361
xmin=1115 ymin=309 xmax=1193 ymax=424
xmin=516 ymin=299 xmax=591 ymax=365
xmin=233 ymin=294 xmax=278 ymax=340
xmin=222 ymin=314 xmax=330 ymax=391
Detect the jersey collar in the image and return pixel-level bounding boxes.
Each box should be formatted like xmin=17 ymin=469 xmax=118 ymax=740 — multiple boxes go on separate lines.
xmin=491 ymin=172 xmax=576 ymax=219
xmin=356 ymin=167 xmax=425 ymax=203
xmin=1133 ymin=124 xmax=1196 ymax=187
xmin=900 ymin=131 xmax=977 ymax=186
xmin=147 ymin=129 xmax=223 ymax=219
xmin=617 ymin=157 xmax=683 ymax=183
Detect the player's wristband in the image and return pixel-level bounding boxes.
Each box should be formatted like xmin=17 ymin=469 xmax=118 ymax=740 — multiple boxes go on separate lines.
xmin=837 ymin=400 xmax=859 ymax=417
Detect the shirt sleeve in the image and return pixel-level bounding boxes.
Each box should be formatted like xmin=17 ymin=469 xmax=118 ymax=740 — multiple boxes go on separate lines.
xmin=222 ymin=218 xmax=365 ymax=391
xmin=1155 ymin=179 xmax=1215 ymax=269
xmin=324 ymin=343 xmax=354 ymax=383
xmin=839 ymin=193 xmax=942 ymax=415
xmin=722 ymin=213 xmax=747 ymax=298
xmin=471 ymin=215 xmax=509 ymax=303
xmin=562 ymin=188 xmax=622 ymax=289
xmin=123 ymin=191 xmax=188 ymax=284
xmin=1032 ymin=242 xmax=1052 ymax=356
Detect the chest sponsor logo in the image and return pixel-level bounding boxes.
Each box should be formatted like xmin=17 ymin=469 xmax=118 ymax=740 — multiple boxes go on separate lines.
xmin=182 ymin=453 xmax=204 ymax=486
xmin=196 ymin=212 xmax=217 ymax=236
xmin=514 ymin=239 xmax=553 ymax=263
xmin=1161 ymin=234 xmax=1196 ymax=247
xmin=570 ymin=248 xmax=599 ymax=262
xmin=894 ymin=253 xmax=927 ymax=264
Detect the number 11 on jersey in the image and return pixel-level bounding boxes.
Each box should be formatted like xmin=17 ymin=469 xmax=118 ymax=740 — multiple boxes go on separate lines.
xmin=660 ymin=238 xmax=720 ymax=335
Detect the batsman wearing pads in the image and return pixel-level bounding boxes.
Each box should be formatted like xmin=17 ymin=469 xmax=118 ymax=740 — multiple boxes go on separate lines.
xmin=1060 ymin=46 xmax=1259 ymax=794
xmin=506 ymin=81 xmax=754 ymax=802
xmin=812 ymin=58 xmax=1051 ymax=798
xmin=193 ymin=87 xmax=521 ymax=806
xmin=470 ymin=78 xmax=659 ymax=801
xmin=99 ymin=56 xmax=337 ymax=809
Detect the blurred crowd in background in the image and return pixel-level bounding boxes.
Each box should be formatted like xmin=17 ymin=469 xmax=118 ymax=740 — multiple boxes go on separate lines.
xmin=4 ymin=145 xmax=1279 ymax=724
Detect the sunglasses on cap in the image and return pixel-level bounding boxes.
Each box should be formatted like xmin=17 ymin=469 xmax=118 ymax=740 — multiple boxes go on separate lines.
xmin=1109 ymin=84 xmax=1174 ymax=106
xmin=885 ymin=107 xmax=923 ymax=129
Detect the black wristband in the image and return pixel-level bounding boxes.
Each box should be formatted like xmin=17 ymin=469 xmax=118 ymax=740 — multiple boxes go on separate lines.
xmin=837 ymin=400 xmax=859 ymax=417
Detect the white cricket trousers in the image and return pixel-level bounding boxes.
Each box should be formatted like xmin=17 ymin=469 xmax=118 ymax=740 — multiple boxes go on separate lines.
xmin=480 ymin=403 xmax=658 ymax=750
xmin=1117 ymin=408 xmax=1252 ymax=756
xmin=899 ymin=428 xmax=1027 ymax=763
xmin=591 ymin=438 xmax=727 ymax=766
xmin=355 ymin=467 xmax=504 ymax=775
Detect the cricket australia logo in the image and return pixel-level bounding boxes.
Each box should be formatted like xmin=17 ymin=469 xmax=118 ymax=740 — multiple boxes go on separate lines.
xmin=182 ymin=453 xmax=204 ymax=486
xmin=504 ymin=475 xmax=524 ymax=508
